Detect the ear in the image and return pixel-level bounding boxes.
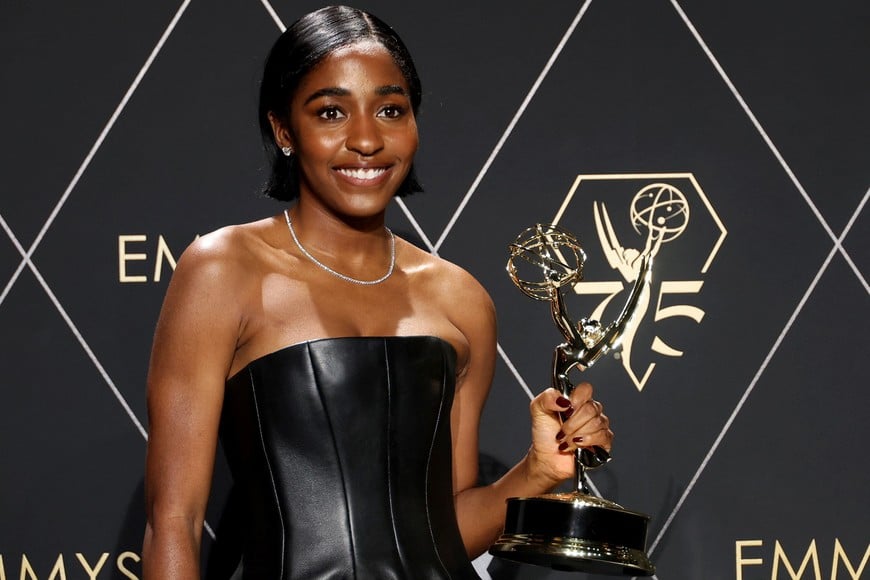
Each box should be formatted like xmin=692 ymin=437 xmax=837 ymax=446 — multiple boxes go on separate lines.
xmin=267 ymin=111 xmax=294 ymax=149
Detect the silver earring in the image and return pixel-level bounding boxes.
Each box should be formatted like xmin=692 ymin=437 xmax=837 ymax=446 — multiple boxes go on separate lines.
xmin=281 ymin=146 xmax=293 ymax=157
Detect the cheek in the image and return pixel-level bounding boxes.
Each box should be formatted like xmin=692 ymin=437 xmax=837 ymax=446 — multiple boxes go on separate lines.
xmin=288 ymin=112 xmax=338 ymax=153
xmin=396 ymin=122 xmax=419 ymax=157
xmin=409 ymin=124 xmax=419 ymax=153
xmin=295 ymin=131 xmax=343 ymax=158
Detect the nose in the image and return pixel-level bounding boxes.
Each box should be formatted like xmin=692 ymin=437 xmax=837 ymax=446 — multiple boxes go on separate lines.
xmin=345 ymin=115 xmax=384 ymax=156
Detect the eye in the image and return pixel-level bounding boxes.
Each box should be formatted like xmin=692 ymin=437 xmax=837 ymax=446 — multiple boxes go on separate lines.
xmin=317 ymin=106 xmax=346 ymax=121
xmin=377 ymin=105 xmax=405 ymax=119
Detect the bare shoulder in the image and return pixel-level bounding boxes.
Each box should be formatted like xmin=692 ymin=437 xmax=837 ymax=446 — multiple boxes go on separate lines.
xmin=172 ymin=217 xmax=278 ymax=287
xmin=181 ymin=218 xmax=273 ymax=266
xmin=155 ymin=217 xmax=285 ymax=336
xmin=401 ymin=240 xmax=494 ymax=314
xmin=399 ymin=239 xmax=497 ymax=361
xmin=151 ymin=217 xmax=283 ymax=375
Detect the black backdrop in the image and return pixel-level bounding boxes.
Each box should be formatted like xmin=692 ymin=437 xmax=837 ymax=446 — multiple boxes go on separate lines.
xmin=1 ymin=1 xmax=868 ymax=579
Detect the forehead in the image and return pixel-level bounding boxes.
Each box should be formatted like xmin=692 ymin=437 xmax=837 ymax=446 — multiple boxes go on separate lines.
xmin=297 ymin=41 xmax=408 ymax=94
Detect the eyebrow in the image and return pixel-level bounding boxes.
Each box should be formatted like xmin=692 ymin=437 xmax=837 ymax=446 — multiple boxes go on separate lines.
xmin=303 ymin=85 xmax=408 ymax=105
xmin=303 ymin=87 xmax=349 ymax=105
xmin=376 ymin=84 xmax=408 ymax=97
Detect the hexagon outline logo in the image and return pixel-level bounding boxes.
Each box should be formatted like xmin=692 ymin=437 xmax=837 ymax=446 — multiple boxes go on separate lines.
xmin=551 ymin=172 xmax=727 ymax=392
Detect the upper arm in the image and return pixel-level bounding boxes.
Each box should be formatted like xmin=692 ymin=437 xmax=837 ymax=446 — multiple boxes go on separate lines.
xmin=447 ymin=268 xmax=498 ymax=495
xmin=144 ymin=231 xmax=248 ymax=527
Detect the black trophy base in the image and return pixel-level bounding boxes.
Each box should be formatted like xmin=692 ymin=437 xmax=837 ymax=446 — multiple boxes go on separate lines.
xmin=489 ymin=493 xmax=655 ymax=576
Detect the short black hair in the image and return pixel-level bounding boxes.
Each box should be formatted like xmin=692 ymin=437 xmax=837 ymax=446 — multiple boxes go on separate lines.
xmin=258 ymin=5 xmax=423 ymax=201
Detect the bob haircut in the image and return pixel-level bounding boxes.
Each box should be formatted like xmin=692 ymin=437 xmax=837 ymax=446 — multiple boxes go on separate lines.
xmin=258 ymin=5 xmax=423 ymax=201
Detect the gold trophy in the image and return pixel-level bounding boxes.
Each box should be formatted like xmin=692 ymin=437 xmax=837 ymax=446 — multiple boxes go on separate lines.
xmin=489 ymin=223 xmax=655 ymax=575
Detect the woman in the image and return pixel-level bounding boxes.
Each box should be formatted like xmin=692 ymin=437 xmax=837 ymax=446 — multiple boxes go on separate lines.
xmin=142 ymin=6 xmax=612 ymax=579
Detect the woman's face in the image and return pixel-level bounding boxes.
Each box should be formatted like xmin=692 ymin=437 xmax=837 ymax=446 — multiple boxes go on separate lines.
xmin=282 ymin=40 xmax=418 ymax=220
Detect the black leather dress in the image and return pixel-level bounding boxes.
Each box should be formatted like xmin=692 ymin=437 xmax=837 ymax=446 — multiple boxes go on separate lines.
xmin=221 ymin=336 xmax=480 ymax=579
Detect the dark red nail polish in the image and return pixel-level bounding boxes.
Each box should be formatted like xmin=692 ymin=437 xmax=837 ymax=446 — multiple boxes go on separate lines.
xmin=561 ymin=407 xmax=575 ymax=420
xmin=556 ymin=396 xmax=571 ymax=408
xmin=555 ymin=430 xmax=565 ymax=441
xmin=558 ymin=441 xmax=569 ymax=451
xmin=572 ymin=436 xmax=584 ymax=444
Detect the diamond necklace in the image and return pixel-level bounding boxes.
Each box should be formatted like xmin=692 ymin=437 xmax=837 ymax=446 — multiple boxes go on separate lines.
xmin=283 ymin=209 xmax=396 ymax=285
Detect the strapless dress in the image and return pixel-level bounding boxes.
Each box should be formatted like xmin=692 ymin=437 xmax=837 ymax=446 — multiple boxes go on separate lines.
xmin=220 ymin=336 xmax=480 ymax=579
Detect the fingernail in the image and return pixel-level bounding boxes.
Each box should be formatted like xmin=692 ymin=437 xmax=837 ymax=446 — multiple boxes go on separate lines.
xmin=561 ymin=407 xmax=575 ymax=420
xmin=555 ymin=430 xmax=565 ymax=441
xmin=572 ymin=436 xmax=584 ymax=444
xmin=558 ymin=441 xmax=569 ymax=451
xmin=556 ymin=396 xmax=571 ymax=408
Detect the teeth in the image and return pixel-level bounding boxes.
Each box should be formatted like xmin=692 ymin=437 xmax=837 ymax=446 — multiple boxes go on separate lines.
xmin=338 ymin=167 xmax=386 ymax=180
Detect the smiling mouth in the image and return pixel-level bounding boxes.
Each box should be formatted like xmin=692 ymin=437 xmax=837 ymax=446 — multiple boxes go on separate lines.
xmin=336 ymin=167 xmax=389 ymax=181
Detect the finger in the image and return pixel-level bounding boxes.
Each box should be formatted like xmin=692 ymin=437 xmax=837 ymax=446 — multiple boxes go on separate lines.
xmin=568 ymin=382 xmax=593 ymax=408
xmin=552 ymin=383 xmax=591 ymax=422
xmin=562 ymin=424 xmax=614 ymax=453
xmin=563 ymin=404 xmax=611 ymax=445
xmin=531 ymin=389 xmax=579 ymax=455
xmin=563 ymin=398 xmax=604 ymax=431
xmin=556 ymin=405 xmax=608 ymax=437
xmin=531 ymin=387 xmax=574 ymax=417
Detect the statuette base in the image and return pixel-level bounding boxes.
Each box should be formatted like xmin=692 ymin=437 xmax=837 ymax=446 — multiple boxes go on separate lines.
xmin=489 ymin=493 xmax=655 ymax=575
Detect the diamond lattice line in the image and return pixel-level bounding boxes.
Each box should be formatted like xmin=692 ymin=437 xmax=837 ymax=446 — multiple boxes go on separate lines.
xmin=259 ymin=0 xmax=286 ymax=31
xmin=0 ymin=0 xmax=193 ymax=433
xmin=648 ymin=235 xmax=845 ymax=558
xmin=0 ymin=212 xmax=148 ymax=440
xmin=433 ymin=0 xmax=594 ymax=253
xmin=0 ymin=0 xmax=215 ymax=539
xmin=648 ymin=188 xmax=868 ymax=560
xmin=0 ymin=0 xmax=194 ymax=310
xmin=669 ymin=0 xmax=867 ymax=293
xmin=394 ymin=198 xmax=438 ymax=254
xmin=836 ymin=187 xmax=870 ymax=294
xmin=646 ymin=1 xmax=870 ymax=559
xmin=0 ymin=0 xmax=193 ymax=436
xmin=841 ymin=186 xmax=870 ymax=280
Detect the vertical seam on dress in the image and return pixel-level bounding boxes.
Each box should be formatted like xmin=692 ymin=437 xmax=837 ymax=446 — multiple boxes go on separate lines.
xmin=306 ymin=343 xmax=357 ymax=578
xmin=384 ymin=339 xmax=407 ymax=573
xmin=248 ymin=366 xmax=285 ymax=579
xmin=425 ymin=340 xmax=451 ymax=578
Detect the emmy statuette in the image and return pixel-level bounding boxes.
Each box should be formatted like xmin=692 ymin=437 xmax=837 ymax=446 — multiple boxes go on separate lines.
xmin=489 ymin=224 xmax=655 ymax=575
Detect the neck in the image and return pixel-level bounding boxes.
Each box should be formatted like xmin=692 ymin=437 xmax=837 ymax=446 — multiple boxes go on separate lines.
xmin=284 ymin=204 xmax=395 ymax=284
xmin=288 ymin=202 xmax=388 ymax=255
